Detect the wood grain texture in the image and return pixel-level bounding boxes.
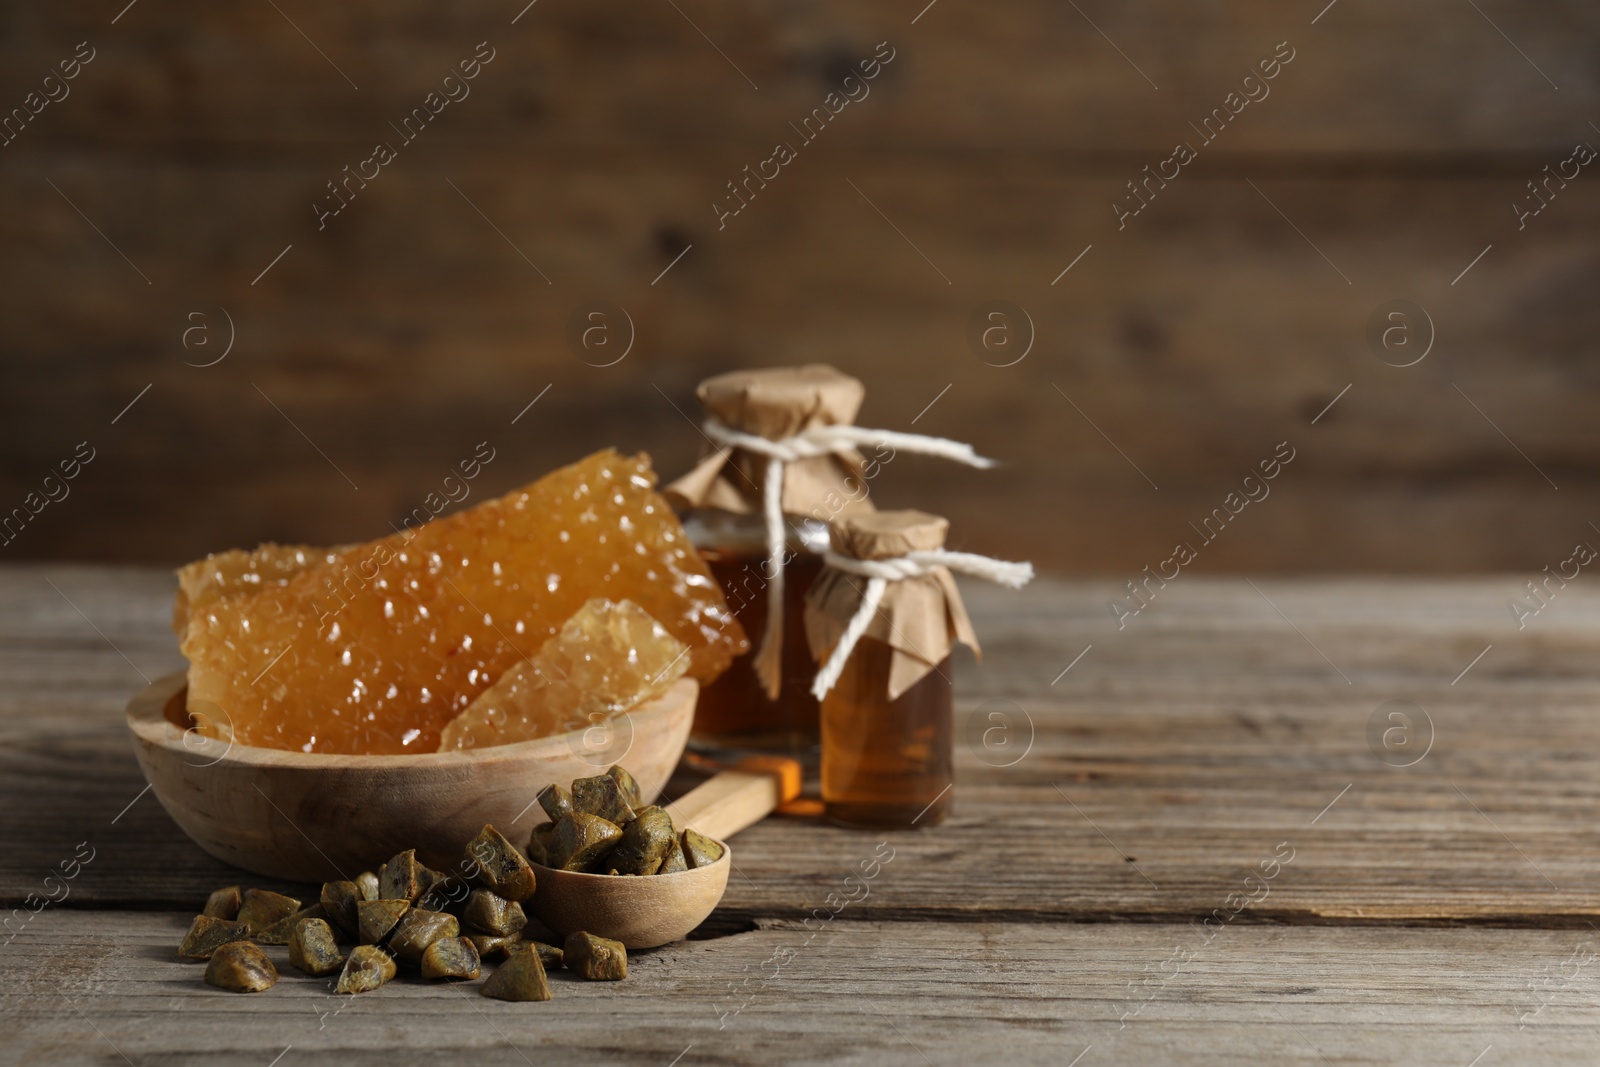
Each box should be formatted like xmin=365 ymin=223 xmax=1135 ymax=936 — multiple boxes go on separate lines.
xmin=665 ymin=763 xmax=799 ymax=842
xmin=6 ymin=912 xmax=1599 ymax=1066
xmin=2 ymin=0 xmax=1595 ymax=153
xmin=3 ymin=566 xmax=1597 ymax=927
xmin=4 ymin=566 xmax=1600 ymax=1061
xmin=1 ymin=1 xmax=1598 ymax=571
xmin=2 ymin=170 xmax=1597 ymax=573
xmin=127 ymin=672 xmax=697 ymax=881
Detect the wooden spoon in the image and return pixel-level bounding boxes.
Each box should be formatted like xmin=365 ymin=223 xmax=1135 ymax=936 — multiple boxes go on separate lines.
xmin=530 ymin=756 xmax=802 ymax=949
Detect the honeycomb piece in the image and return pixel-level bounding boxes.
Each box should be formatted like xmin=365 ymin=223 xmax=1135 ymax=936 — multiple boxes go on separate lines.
xmin=438 ymin=598 xmax=689 ymax=751
xmin=179 ymin=450 xmax=745 ymax=754
xmin=172 ymin=544 xmax=342 ymax=635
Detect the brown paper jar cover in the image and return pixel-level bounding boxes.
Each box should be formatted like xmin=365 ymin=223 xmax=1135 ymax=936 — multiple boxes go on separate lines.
xmin=804 ymin=510 xmax=979 ymax=700
xmin=663 ymin=364 xmax=877 ymax=520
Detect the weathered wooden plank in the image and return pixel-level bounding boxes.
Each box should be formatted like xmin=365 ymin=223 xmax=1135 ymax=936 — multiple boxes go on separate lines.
xmin=5 ymin=913 xmax=1597 ymax=1065
xmin=3 ymin=567 xmax=1597 ymax=925
xmin=3 ymin=4 xmax=1598 ymax=575
xmin=1 ymin=164 xmax=1596 ymax=572
xmin=2 ymin=0 xmax=1595 ymax=154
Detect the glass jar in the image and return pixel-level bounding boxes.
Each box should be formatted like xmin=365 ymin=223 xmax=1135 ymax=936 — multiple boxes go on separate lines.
xmin=681 ymin=508 xmax=830 ymax=755
xmin=820 ymin=636 xmax=954 ymax=829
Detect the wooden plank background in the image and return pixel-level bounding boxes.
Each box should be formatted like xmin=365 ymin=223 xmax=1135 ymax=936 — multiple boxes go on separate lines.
xmin=4 ymin=567 xmax=1600 ymax=1063
xmin=11 ymin=916 xmax=1597 ymax=1066
xmin=1 ymin=1 xmax=1598 ymax=573
xmin=5 ymin=566 xmax=1598 ymax=924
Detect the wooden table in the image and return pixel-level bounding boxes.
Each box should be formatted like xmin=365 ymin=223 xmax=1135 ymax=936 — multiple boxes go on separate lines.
xmin=5 ymin=566 xmax=1599 ymax=1064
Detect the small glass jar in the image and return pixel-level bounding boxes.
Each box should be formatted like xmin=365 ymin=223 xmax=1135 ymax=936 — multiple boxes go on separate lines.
xmin=681 ymin=508 xmax=830 ymax=755
xmin=821 ymin=637 xmax=954 ymax=829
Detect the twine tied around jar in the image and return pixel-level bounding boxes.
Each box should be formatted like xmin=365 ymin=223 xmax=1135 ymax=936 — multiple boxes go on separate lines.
xmin=700 ymin=417 xmax=1000 ymax=700
xmin=809 ymin=548 xmax=1033 ymax=701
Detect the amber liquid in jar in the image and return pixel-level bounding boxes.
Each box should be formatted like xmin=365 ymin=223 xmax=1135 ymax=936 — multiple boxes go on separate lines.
xmin=821 ymin=637 xmax=954 ymax=829
xmin=684 ymin=511 xmax=828 ymax=755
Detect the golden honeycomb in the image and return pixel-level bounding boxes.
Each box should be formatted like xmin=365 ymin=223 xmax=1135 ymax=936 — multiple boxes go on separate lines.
xmin=172 ymin=544 xmax=342 ymax=635
xmin=179 ymin=450 xmax=745 ymax=754
xmin=438 ymin=597 xmax=689 ymax=751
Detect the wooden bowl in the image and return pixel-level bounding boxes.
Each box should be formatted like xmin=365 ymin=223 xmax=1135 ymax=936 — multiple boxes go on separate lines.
xmin=530 ymin=849 xmax=731 ymax=950
xmin=126 ymin=671 xmax=697 ymax=881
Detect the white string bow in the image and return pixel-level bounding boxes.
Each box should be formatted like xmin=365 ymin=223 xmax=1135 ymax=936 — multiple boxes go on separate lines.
xmin=700 ymin=418 xmax=1000 ymax=700
xmin=810 ymin=549 xmax=1033 ymax=701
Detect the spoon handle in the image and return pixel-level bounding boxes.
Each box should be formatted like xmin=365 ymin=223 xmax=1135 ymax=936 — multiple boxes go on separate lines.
xmin=664 ymin=756 xmax=803 ymax=842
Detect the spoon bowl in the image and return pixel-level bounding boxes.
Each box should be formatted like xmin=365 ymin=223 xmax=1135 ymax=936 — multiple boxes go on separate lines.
xmin=126 ymin=671 xmax=697 ymax=881
xmin=530 ymin=847 xmax=732 ymax=950
xmin=529 ymin=756 xmax=801 ymax=949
